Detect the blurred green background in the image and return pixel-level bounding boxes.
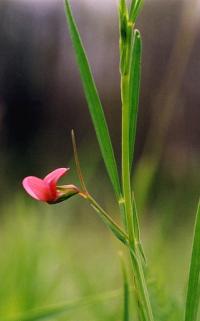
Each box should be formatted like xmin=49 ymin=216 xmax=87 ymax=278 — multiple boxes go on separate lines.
xmin=0 ymin=0 xmax=199 ymax=319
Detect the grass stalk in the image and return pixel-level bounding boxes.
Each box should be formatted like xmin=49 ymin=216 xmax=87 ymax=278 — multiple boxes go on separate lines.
xmin=130 ymin=248 xmax=154 ymax=321
xmin=120 ymin=3 xmax=154 ymax=318
xmin=121 ymin=74 xmax=135 ymax=247
xmin=121 ymin=72 xmax=154 ymax=321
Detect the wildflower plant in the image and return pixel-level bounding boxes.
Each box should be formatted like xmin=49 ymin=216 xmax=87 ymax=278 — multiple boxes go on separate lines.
xmin=20 ymin=0 xmax=200 ymax=321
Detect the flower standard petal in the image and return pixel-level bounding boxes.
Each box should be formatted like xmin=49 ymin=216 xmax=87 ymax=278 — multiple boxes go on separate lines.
xmin=44 ymin=168 xmax=70 ymax=199
xmin=44 ymin=168 xmax=69 ymax=184
xmin=22 ymin=176 xmax=53 ymax=202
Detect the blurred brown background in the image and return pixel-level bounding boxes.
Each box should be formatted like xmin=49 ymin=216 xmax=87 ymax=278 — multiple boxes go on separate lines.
xmin=0 ymin=0 xmax=199 ymax=204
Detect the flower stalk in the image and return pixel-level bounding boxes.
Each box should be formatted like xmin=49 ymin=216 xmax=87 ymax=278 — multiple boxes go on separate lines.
xmin=71 ymin=129 xmax=129 ymax=246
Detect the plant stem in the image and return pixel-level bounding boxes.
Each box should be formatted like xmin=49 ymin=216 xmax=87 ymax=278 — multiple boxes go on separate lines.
xmin=71 ymin=129 xmax=88 ymax=194
xmin=121 ymin=74 xmax=135 ymax=248
xmin=121 ymin=35 xmax=154 ymax=321
xmin=130 ymin=248 xmax=154 ymax=321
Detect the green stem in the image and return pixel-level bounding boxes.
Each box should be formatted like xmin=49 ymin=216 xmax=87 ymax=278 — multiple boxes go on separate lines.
xmin=121 ymin=74 xmax=135 ymax=248
xmin=130 ymin=248 xmax=154 ymax=321
xmin=121 ymin=42 xmax=154 ymax=321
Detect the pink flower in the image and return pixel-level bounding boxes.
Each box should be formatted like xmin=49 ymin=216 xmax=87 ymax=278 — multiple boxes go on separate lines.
xmin=22 ymin=168 xmax=79 ymax=204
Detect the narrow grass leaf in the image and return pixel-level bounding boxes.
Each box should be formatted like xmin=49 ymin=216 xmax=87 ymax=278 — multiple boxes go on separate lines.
xmin=119 ymin=0 xmax=131 ymax=75
xmin=88 ymin=195 xmax=128 ymax=245
xmin=129 ymin=0 xmax=137 ymax=17
xmin=129 ymin=29 xmax=141 ymax=169
xmin=4 ymin=289 xmax=122 ymax=321
xmin=65 ymin=0 xmax=121 ymax=199
xmin=185 ymin=200 xmax=200 ymax=321
xmin=129 ymin=0 xmax=144 ymax=23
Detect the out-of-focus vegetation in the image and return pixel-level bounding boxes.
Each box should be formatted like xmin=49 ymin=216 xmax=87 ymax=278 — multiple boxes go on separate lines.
xmin=0 ymin=197 xmax=122 ymax=320
xmin=0 ymin=166 xmax=199 ymax=320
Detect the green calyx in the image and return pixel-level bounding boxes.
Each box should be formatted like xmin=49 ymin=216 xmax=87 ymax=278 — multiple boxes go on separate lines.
xmin=48 ymin=185 xmax=79 ymax=204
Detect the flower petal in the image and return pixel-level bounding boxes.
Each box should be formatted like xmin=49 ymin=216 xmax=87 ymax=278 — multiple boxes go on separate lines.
xmin=22 ymin=176 xmax=52 ymax=201
xmin=44 ymin=168 xmax=69 ymax=186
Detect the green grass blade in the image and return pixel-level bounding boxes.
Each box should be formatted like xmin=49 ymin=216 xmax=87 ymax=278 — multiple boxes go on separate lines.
xmin=129 ymin=29 xmax=141 ymax=169
xmin=129 ymin=0 xmax=144 ymax=23
xmin=129 ymin=0 xmax=137 ymax=17
xmin=65 ymin=0 xmax=121 ymax=199
xmin=119 ymin=0 xmax=131 ymax=76
xmin=120 ymin=256 xmax=129 ymax=321
xmin=185 ymin=199 xmax=200 ymax=321
xmin=4 ymin=289 xmax=122 ymax=321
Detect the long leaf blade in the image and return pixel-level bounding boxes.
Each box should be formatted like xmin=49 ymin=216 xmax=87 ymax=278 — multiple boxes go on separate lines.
xmin=185 ymin=200 xmax=200 ymax=321
xmin=129 ymin=29 xmax=141 ymax=169
xmin=64 ymin=0 xmax=121 ymax=199
xmin=130 ymin=0 xmax=144 ymax=23
xmin=88 ymin=195 xmax=128 ymax=245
